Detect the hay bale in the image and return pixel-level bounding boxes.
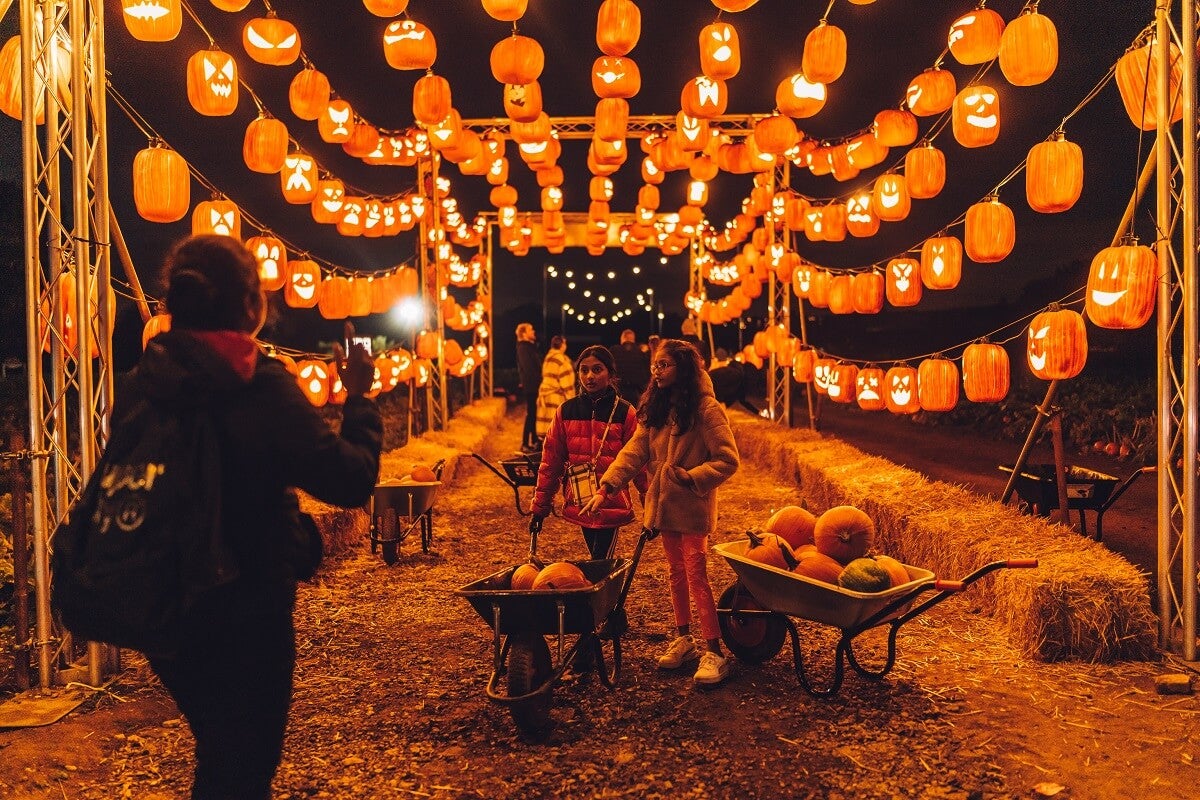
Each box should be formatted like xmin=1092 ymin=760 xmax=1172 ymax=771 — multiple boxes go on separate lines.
xmin=730 ymin=414 xmax=1158 ymax=663
xmin=301 ymin=397 xmax=508 ymax=559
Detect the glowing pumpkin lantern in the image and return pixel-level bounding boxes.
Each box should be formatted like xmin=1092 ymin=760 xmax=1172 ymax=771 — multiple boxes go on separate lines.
xmin=906 ymin=67 xmax=956 ymax=117
xmin=845 ymin=192 xmax=879 ymax=239
xmin=490 ymin=35 xmax=544 ymax=85
xmin=998 ymin=9 xmax=1058 ymax=86
xmin=828 ymin=275 xmax=854 ymax=315
xmin=775 ymin=73 xmax=826 ymax=119
xmin=699 ymin=22 xmax=740 ymax=81
xmin=1115 ymin=37 xmax=1183 ymax=131
xmin=753 ymin=114 xmax=798 ymax=156
xmin=284 ymin=259 xmax=321 ymax=308
xmin=246 ymin=234 xmax=287 ymax=291
xmin=39 ymin=272 xmax=113 ymax=360
xmin=318 ymin=99 xmax=355 ymax=143
xmin=596 ymin=0 xmax=641 ymax=56
xmin=952 ymin=85 xmax=1000 ymax=148
xmin=482 ymin=0 xmax=528 ymax=21
xmin=680 ymin=76 xmax=728 ymax=119
xmin=186 ymin=47 xmax=238 ymax=116
xmin=962 ymin=341 xmax=1010 ymax=403
xmin=851 ymin=271 xmax=884 ymax=314
xmin=142 ymin=313 xmax=171 ymax=349
xmin=948 ymin=9 xmax=1005 ymax=65
xmin=1026 ymin=132 xmax=1083 ymax=213
xmin=813 ymin=356 xmax=835 ymax=395
xmin=288 ymin=65 xmax=330 ymax=121
xmin=1085 ymin=237 xmax=1157 ymax=329
xmin=802 ymin=20 xmax=846 ymax=84
xmin=296 ymin=360 xmax=330 ymax=407
xmin=382 ymin=20 xmax=436 ymax=70
xmin=243 ymin=115 xmax=288 ymax=174
xmin=874 ymin=108 xmax=918 ymax=147
xmin=885 ymin=258 xmax=922 ymax=307
xmin=192 ymin=197 xmax=240 ymax=238
xmin=243 ymin=13 xmax=300 ymax=66
xmin=921 ymin=235 xmax=962 ymax=290
xmin=318 ymin=276 xmax=353 ymax=320
xmin=122 ymin=0 xmax=182 ymax=42
xmin=1027 ymin=306 xmax=1087 ymax=380
xmin=884 ymin=364 xmax=921 ymax=414
xmin=855 ymin=366 xmax=886 ymax=411
xmin=965 ymin=196 xmax=1015 ymax=263
xmin=872 ymin=174 xmax=911 ymax=222
xmin=917 ymin=357 xmax=958 ymax=412
xmin=905 ymin=141 xmax=946 ymax=200
xmin=827 ymin=362 xmax=858 ymax=403
xmin=280 ymin=151 xmax=318 ymax=204
xmin=592 ymin=56 xmax=640 ymax=99
xmin=133 ymin=141 xmax=190 ymax=223
xmin=363 ymin=0 xmax=409 ymax=16
xmin=312 ymin=178 xmax=346 ymax=224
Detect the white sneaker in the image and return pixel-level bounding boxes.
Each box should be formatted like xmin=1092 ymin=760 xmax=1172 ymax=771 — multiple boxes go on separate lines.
xmin=693 ymin=651 xmax=731 ymax=685
xmin=657 ymin=635 xmax=699 ymax=669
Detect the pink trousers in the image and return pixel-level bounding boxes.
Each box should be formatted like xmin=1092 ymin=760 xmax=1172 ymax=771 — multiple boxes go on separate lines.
xmin=660 ymin=530 xmax=720 ymax=642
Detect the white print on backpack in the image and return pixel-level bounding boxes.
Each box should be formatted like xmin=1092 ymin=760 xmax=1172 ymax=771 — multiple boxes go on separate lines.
xmin=94 ymin=462 xmax=165 ymax=534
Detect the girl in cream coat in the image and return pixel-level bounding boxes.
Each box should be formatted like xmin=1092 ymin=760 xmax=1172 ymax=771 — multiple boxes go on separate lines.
xmin=582 ymin=338 xmax=739 ymax=685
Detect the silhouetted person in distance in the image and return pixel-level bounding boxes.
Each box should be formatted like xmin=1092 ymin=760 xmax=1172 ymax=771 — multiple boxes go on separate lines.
xmin=609 ymin=328 xmax=651 ymax=403
xmin=709 ymin=348 xmax=760 ymax=415
xmin=515 ymin=322 xmax=541 ymax=452
xmin=680 ymin=317 xmax=711 ymax=367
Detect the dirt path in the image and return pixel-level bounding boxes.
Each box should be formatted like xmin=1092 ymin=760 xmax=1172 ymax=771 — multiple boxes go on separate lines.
xmin=0 ymin=409 xmax=1194 ymax=800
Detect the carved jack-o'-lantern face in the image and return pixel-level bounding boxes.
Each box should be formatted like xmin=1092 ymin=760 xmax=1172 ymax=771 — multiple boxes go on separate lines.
xmin=285 ymin=260 xmax=320 ymax=308
xmin=845 ymin=192 xmax=878 ymax=237
xmin=953 ymin=86 xmax=1000 ymax=147
xmin=961 ymin=89 xmax=998 ymax=128
xmin=312 ymin=179 xmax=345 ymax=224
xmin=319 ymin=100 xmax=354 ymax=143
xmin=192 ymin=199 xmax=240 ymax=238
xmin=592 ymin=56 xmax=640 ymax=98
xmin=281 ymin=152 xmax=316 ymax=203
xmin=889 ymin=372 xmax=913 ymax=407
xmin=813 ymin=360 xmax=832 ymax=392
xmin=891 ymin=260 xmax=914 ymax=291
xmin=857 ymin=371 xmax=881 ymax=402
xmin=1027 ymin=324 xmax=1051 ymax=374
xmin=122 ymin=0 xmax=182 ymax=42
xmin=382 ymin=20 xmax=436 ymax=70
xmin=776 ymin=73 xmax=826 ymax=118
xmin=187 ymin=48 xmax=238 ymax=116
xmin=677 ymin=112 xmax=707 ymax=146
xmin=363 ymin=200 xmax=384 ymax=236
xmin=928 ymin=243 xmax=949 ymax=276
xmin=243 ymin=15 xmax=301 ymax=66
xmin=338 ymin=198 xmax=366 ymax=236
xmin=297 ymin=360 xmax=330 ymax=407
xmin=247 ymin=235 xmax=286 ymax=291
xmin=795 ymin=265 xmax=813 ymax=294
xmin=875 ymin=176 xmax=904 ymax=210
xmin=681 ymin=76 xmax=727 ymax=118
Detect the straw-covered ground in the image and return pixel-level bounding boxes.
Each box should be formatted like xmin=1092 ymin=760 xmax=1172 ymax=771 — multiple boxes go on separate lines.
xmin=1 ymin=402 xmax=1196 ymax=800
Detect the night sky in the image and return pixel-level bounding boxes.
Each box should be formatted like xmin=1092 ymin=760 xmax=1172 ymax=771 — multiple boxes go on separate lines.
xmin=0 ymin=0 xmax=1159 ymax=365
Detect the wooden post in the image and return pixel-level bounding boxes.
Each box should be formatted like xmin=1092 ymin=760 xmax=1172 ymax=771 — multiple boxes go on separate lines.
xmin=1049 ymin=412 xmax=1072 ymax=529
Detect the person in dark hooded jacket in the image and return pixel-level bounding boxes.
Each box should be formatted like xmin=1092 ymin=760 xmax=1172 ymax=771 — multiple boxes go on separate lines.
xmin=130 ymin=235 xmax=381 ymax=799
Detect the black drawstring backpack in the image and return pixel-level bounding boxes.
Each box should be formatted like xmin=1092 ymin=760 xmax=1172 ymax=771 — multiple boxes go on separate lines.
xmin=51 ymin=396 xmax=238 ymax=657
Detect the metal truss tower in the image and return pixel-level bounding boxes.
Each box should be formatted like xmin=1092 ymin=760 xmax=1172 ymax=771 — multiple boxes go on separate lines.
xmin=19 ymin=0 xmax=115 ymax=688
xmin=1156 ymin=0 xmax=1198 ymax=661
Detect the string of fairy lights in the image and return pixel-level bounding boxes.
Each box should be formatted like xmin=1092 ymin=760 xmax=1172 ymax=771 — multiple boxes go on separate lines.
xmin=545 ymin=263 xmax=661 ymax=327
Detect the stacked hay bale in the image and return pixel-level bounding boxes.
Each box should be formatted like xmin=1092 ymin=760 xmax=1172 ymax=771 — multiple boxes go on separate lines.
xmin=731 ymin=414 xmax=1158 ymax=662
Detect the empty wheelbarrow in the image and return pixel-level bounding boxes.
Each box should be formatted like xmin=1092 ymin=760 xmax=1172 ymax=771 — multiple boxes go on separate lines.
xmin=998 ymin=463 xmax=1154 ymax=541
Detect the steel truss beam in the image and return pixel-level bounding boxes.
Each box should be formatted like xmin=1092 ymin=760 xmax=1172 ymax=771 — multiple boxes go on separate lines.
xmin=1156 ymin=1 xmax=1198 ymax=661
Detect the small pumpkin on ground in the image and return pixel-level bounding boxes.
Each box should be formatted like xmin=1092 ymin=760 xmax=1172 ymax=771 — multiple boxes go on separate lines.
xmin=532 ymin=562 xmax=591 ymax=590
xmin=838 ymin=557 xmax=892 ymax=592
xmin=510 ymin=563 xmax=540 ymax=591
xmin=743 ymin=528 xmax=798 ymax=571
xmin=764 ymin=505 xmax=818 ymax=550
xmin=813 ymin=505 xmax=875 ymax=564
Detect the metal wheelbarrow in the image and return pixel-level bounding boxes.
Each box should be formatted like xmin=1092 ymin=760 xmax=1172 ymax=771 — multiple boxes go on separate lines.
xmin=369 ymin=459 xmax=446 ymax=564
xmin=466 ymin=449 xmax=541 ymax=516
xmin=714 ymin=539 xmax=1038 ymax=697
xmin=455 ymin=528 xmax=655 ymax=734
xmin=998 ymin=463 xmax=1154 ymax=540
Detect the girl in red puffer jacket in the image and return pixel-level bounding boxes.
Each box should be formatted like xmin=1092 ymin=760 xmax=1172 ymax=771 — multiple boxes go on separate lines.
xmin=529 ymin=345 xmax=647 ymax=560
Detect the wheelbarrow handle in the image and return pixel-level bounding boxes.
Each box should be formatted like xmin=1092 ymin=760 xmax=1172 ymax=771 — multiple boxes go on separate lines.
xmin=1006 ymin=558 xmax=1039 ymax=569
xmin=933 ymin=579 xmax=964 ymax=592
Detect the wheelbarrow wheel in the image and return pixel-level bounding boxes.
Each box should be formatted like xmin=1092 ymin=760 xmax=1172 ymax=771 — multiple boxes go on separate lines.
xmin=506 ymin=633 xmax=553 ymax=733
xmin=381 ymin=539 xmax=399 ymax=565
xmin=718 ymin=582 xmax=786 ymax=665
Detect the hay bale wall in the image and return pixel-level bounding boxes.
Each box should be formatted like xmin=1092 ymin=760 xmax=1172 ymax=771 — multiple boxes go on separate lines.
xmin=731 ymin=414 xmax=1158 ymax=663
xmin=301 ymin=396 xmax=508 ymax=559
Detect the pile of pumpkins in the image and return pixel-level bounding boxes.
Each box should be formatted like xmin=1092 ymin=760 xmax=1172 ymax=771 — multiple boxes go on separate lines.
xmin=509 ymin=561 xmax=593 ymax=591
xmin=742 ymin=504 xmax=910 ymax=593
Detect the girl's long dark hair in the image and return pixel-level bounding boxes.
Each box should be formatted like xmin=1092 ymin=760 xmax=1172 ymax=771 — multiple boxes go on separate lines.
xmin=639 ymin=339 xmax=704 ymax=432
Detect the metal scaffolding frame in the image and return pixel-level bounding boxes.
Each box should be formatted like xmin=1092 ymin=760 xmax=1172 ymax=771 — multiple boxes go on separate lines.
xmin=765 ymin=161 xmax=791 ymax=424
xmin=20 ymin=0 xmax=115 ymax=688
xmin=1155 ymin=0 xmax=1198 ymax=660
